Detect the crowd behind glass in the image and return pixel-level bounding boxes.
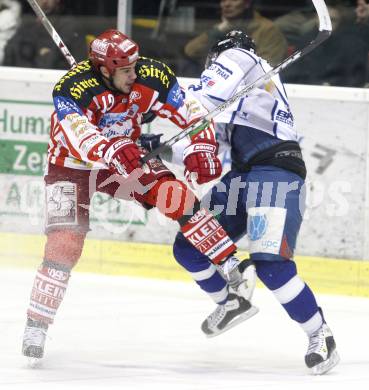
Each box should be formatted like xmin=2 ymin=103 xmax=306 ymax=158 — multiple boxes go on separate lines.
xmin=0 ymin=0 xmax=368 ymax=88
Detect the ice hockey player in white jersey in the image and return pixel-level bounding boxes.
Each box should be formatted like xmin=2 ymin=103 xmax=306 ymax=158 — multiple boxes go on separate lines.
xmin=173 ymin=30 xmax=340 ymax=375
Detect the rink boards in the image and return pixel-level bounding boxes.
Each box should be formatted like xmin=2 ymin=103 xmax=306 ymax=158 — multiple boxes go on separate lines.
xmin=0 ymin=231 xmax=368 ymax=298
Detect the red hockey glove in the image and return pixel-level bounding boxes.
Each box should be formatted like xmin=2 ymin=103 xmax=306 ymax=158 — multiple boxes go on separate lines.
xmin=103 ymin=137 xmax=142 ymax=176
xmin=183 ymin=142 xmax=222 ymax=185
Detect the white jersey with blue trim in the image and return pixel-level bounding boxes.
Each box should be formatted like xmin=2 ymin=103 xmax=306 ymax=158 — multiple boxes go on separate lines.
xmin=188 ymin=48 xmax=298 ymax=144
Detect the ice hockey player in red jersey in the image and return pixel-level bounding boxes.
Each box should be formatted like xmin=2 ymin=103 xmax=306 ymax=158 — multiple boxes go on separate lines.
xmin=22 ymin=29 xmax=258 ymax=363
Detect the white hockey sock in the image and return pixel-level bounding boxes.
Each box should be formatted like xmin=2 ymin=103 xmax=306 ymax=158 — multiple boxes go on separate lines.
xmin=27 ymin=260 xmax=71 ymax=325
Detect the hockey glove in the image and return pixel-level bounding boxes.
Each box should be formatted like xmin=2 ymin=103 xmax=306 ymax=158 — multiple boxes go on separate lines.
xmin=183 ymin=142 xmax=222 ymax=185
xmin=103 ymin=137 xmax=142 ymax=177
xmin=139 ymin=133 xmax=163 ymax=153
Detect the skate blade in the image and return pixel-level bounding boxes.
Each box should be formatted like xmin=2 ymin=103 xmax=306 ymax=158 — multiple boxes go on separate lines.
xmin=26 ymin=357 xmax=43 ymax=369
xmin=311 ymin=350 xmax=340 ymax=375
xmin=206 ymin=305 xmax=259 ymax=338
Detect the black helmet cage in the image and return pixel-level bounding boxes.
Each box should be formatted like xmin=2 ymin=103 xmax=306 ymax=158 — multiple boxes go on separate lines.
xmin=205 ymin=30 xmax=256 ymax=69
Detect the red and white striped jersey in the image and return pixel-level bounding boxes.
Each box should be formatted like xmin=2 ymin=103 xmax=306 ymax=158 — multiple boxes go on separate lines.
xmin=49 ymin=57 xmax=216 ymax=171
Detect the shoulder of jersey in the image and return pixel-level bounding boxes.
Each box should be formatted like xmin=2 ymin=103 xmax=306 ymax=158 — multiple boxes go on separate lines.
xmin=53 ymin=60 xmax=107 ymax=104
xmin=135 ymin=56 xmax=177 ymax=93
xmin=225 ymin=48 xmax=260 ymax=66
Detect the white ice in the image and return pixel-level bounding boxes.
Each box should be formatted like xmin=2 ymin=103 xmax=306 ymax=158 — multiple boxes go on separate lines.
xmin=1 ymin=267 xmax=368 ymax=390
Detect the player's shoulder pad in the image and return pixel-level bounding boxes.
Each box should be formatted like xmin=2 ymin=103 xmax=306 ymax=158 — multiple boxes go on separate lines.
xmin=222 ymin=48 xmax=260 ymax=68
xmin=53 ymin=60 xmax=106 ymax=104
xmin=136 ymin=56 xmax=178 ymax=99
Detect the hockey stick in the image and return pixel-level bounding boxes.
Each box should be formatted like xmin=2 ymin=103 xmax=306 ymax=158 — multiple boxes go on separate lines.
xmin=141 ymin=0 xmax=332 ymax=163
xmin=26 ymin=0 xmax=77 ymax=68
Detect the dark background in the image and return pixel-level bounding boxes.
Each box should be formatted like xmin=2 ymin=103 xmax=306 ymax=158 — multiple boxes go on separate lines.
xmin=19 ymin=0 xmax=359 ymax=18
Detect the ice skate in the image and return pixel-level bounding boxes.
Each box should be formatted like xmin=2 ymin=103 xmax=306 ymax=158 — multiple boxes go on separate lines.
xmin=22 ymin=318 xmax=48 ymax=367
xmin=201 ymin=293 xmax=259 ymax=337
xmin=305 ymin=323 xmax=340 ymax=375
xmin=217 ymin=256 xmax=256 ymax=301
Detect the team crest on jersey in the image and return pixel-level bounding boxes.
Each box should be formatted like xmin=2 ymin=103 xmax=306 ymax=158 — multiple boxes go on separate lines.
xmin=129 ymin=90 xmax=142 ymax=102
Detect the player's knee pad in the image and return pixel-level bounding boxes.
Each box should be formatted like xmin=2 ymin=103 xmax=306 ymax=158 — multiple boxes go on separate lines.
xmin=145 ymin=177 xmax=197 ymax=220
xmin=44 ymin=230 xmax=86 ymax=268
xmin=255 ymin=259 xmax=298 ymax=290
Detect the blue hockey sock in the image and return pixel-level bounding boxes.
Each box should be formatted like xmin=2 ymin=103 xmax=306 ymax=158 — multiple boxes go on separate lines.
xmin=256 ymin=260 xmax=323 ymax=333
xmin=173 ymin=232 xmax=228 ymax=304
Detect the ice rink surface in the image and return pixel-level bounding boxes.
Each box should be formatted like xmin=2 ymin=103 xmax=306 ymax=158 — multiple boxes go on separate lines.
xmin=1 ymin=267 xmax=368 ymax=390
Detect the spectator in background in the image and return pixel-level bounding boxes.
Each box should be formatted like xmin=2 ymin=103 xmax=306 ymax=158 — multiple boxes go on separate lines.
xmin=355 ymin=0 xmax=369 ymax=86
xmin=182 ymin=0 xmax=287 ymax=76
xmin=3 ymin=0 xmax=85 ymax=69
xmin=273 ymin=0 xmax=317 ymax=50
xmin=356 ymin=0 xmax=369 ymax=23
xmin=282 ymin=0 xmax=369 ymax=88
xmin=0 ymin=0 xmax=20 ymax=64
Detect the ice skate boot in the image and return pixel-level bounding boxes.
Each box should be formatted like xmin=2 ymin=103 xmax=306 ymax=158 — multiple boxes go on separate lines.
xmin=217 ymin=255 xmax=256 ymax=300
xmin=22 ymin=318 xmax=48 ymax=366
xmin=201 ymin=293 xmax=259 ymax=337
xmin=305 ymin=323 xmax=340 ymax=375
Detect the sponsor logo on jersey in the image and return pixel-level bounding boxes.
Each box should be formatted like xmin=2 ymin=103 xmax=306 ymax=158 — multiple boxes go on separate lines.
xmin=54 ymin=60 xmax=92 ymax=92
xmin=55 ymin=97 xmax=81 ymax=113
xmin=54 ymin=97 xmax=83 ymax=121
xmin=261 ymin=239 xmax=279 ymax=250
xmin=138 ymin=64 xmax=171 ymax=88
xmin=248 ymin=213 xmax=268 ymax=241
xmin=70 ymin=77 xmax=100 ymax=99
xmin=99 ymin=113 xmax=135 ymax=139
xmin=66 ymin=114 xmax=90 ymax=137
xmin=201 ymin=75 xmax=216 ymax=87
xmin=127 ymin=104 xmax=139 ymax=118
xmin=167 ymin=83 xmax=184 ymax=108
xmin=209 ymin=63 xmax=231 ymax=80
xmin=276 ymin=109 xmax=294 ymax=126
xmin=99 ymin=112 xmax=128 ymax=128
